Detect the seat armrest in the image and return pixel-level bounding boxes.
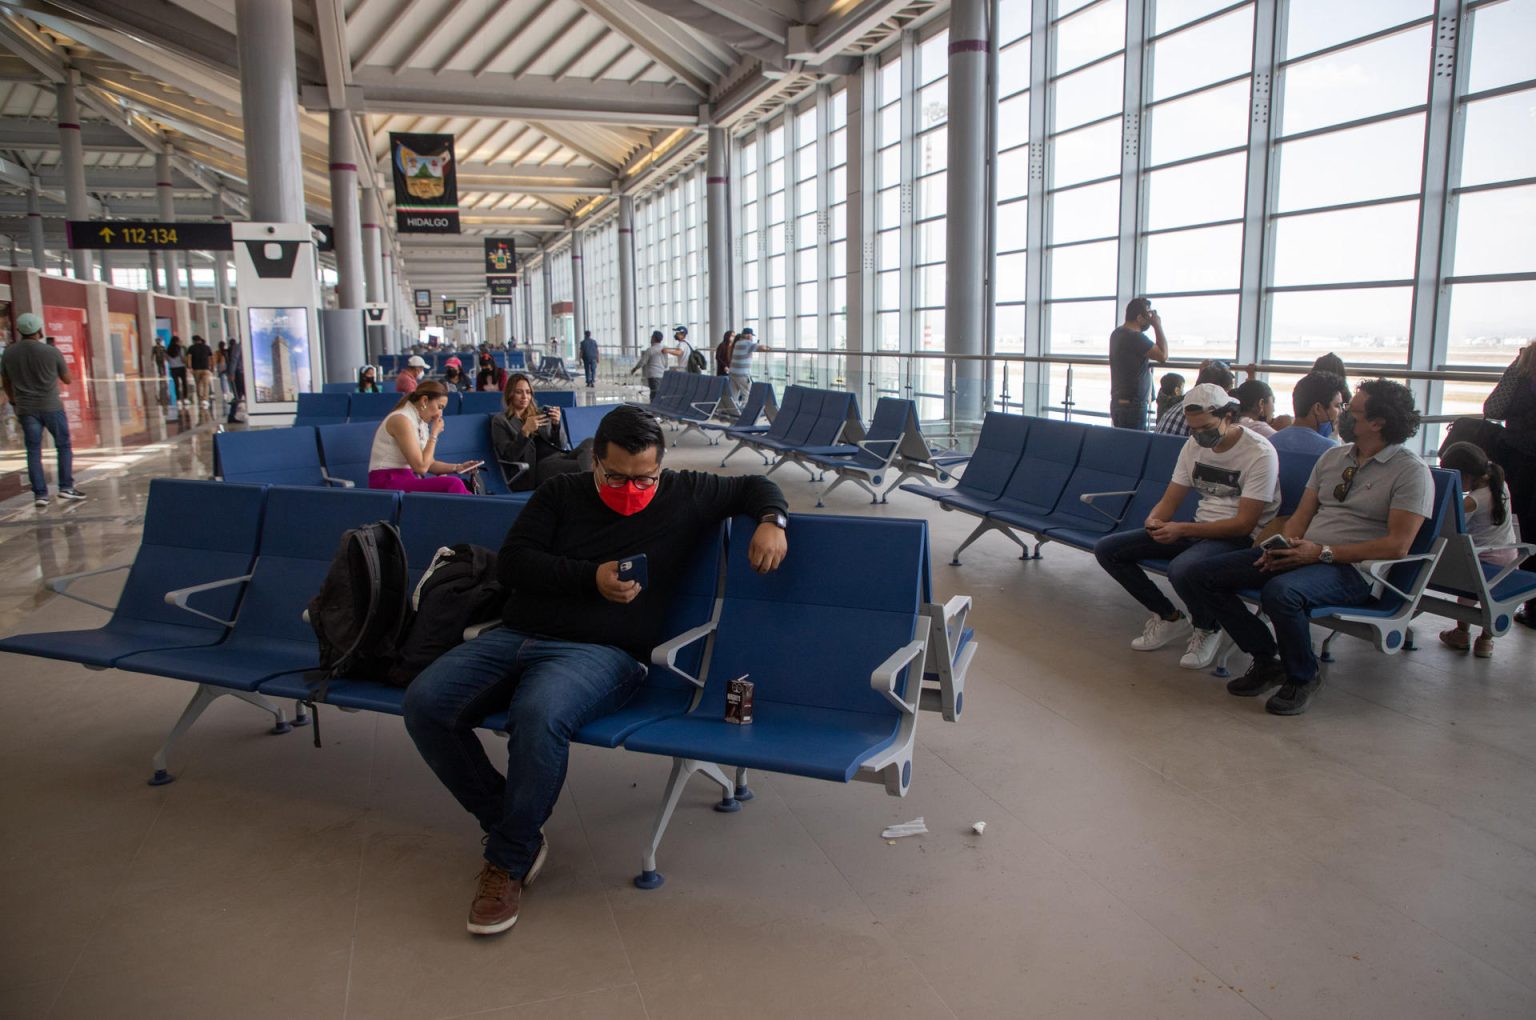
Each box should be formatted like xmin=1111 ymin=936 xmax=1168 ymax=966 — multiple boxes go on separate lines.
xmin=1078 ymin=489 xmax=1138 ymax=524
xmin=1356 ymin=545 xmax=1444 ymax=604
xmin=46 ymin=563 xmax=131 ymax=613
xmin=321 ymin=472 xmax=356 ymax=488
xmin=162 ymin=574 xmax=253 ymax=627
xmin=649 ymin=620 xmax=719 ymax=688
xmin=463 ymin=619 xmax=502 ymax=641
xmin=870 ymin=633 xmax=930 ymax=715
xmin=1473 ymin=540 xmax=1536 ymax=591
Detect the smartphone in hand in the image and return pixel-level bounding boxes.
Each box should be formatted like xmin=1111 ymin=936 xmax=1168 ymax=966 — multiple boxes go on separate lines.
xmin=1259 ymin=534 xmax=1293 ymax=552
xmin=458 ymin=460 xmax=485 ymax=474
xmin=617 ymin=554 xmax=648 ymax=588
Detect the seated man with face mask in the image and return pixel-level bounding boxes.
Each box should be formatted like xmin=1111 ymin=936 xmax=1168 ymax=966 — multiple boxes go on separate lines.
xmin=1093 ymin=383 xmax=1281 ymax=671
xmin=403 ymin=405 xmax=789 ymax=938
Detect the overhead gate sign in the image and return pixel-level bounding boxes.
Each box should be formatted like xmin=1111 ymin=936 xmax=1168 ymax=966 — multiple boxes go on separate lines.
xmin=391 ymin=132 xmax=459 ymax=233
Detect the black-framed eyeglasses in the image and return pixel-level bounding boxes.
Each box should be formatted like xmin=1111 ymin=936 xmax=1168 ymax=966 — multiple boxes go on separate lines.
xmin=1333 ymin=465 xmax=1358 ymax=502
xmin=596 ymin=461 xmax=660 ymax=489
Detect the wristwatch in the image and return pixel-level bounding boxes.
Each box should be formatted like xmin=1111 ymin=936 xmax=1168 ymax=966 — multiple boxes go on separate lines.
xmin=1319 ymin=545 xmax=1334 ymax=564
xmin=759 ymin=510 xmax=788 ymax=530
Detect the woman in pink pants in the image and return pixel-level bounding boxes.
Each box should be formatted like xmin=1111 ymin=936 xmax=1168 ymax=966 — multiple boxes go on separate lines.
xmin=367 ymin=381 xmax=478 ymax=494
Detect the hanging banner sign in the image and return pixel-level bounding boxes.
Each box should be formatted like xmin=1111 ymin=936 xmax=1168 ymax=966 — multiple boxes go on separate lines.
xmin=491 ymin=296 xmax=512 ymax=307
xmin=416 ymin=311 xmax=430 ymax=326
xmin=484 ymin=237 xmax=517 ymax=274
xmin=442 ymin=299 xmax=457 ymax=315
xmin=66 ymin=220 xmax=232 ymax=251
xmin=413 ymin=288 xmax=431 ymax=307
xmin=457 ymin=306 xmax=469 ymax=321
xmin=391 ymin=132 xmax=459 ymax=233
xmin=437 ymin=315 xmax=454 ymax=327
xmin=487 ymin=277 xmax=516 ymax=297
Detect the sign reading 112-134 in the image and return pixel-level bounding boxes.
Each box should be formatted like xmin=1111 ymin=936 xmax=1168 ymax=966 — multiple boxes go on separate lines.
xmin=66 ymin=220 xmax=233 ymax=251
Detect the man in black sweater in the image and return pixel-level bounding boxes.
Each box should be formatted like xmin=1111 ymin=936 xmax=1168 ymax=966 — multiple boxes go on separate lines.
xmin=403 ymin=406 xmax=788 ymax=936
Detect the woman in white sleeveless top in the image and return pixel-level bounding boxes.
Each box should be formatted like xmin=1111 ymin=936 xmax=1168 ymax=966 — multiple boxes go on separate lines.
xmin=367 ymin=381 xmax=478 ymax=494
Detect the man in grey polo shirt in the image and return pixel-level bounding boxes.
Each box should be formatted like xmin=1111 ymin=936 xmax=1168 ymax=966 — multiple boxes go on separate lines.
xmin=0 ymin=312 xmax=86 ymax=508
xmin=1187 ymin=379 xmax=1432 ymax=715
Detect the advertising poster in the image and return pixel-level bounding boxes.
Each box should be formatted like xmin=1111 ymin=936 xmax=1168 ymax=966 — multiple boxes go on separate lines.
xmin=42 ymin=305 xmax=98 ymax=448
xmin=247 ymin=306 xmax=313 ymax=404
xmin=390 ymin=132 xmax=459 ymax=233
xmin=108 ymin=310 xmax=146 ymax=435
xmin=414 ymin=288 xmax=431 ymax=307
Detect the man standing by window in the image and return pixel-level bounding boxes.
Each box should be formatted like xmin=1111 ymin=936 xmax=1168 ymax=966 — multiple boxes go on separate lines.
xmin=729 ymin=326 xmax=768 ymax=406
xmin=1108 ymin=298 xmax=1169 ymax=430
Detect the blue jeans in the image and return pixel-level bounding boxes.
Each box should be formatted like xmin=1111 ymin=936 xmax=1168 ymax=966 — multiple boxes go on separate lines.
xmin=19 ymin=409 xmax=74 ymax=498
xmin=1111 ymin=400 xmax=1148 ymax=430
xmin=1093 ymin=529 xmax=1250 ymax=631
xmin=402 ymin=628 xmax=646 ymax=878
xmin=1187 ymin=547 xmax=1373 ymax=683
xmin=582 ymin=359 xmax=596 ymax=386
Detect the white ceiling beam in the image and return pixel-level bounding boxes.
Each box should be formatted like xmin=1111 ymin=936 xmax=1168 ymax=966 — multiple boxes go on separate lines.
xmin=312 ymin=0 xmax=352 ymax=110
xmin=335 ymin=69 xmax=700 ymax=127
xmin=809 ymin=0 xmax=912 ymax=58
xmin=693 ymin=0 xmax=792 ymax=44
xmin=527 ymin=122 xmax=621 ymax=175
xmin=571 ymin=0 xmax=713 ymax=96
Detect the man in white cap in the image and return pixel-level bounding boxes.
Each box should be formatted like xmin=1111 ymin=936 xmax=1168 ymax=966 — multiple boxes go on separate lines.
xmin=0 ymin=312 xmax=86 ymax=508
xmin=395 ymin=354 xmax=428 ymax=394
xmin=1092 ymin=381 xmax=1279 ymax=670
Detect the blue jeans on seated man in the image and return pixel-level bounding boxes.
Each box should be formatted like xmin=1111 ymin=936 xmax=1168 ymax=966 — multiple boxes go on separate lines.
xmin=19 ymin=409 xmax=74 ymax=498
xmin=403 ymin=628 xmax=647 ymax=879
xmin=1093 ymin=529 xmax=1251 ymax=631
xmin=1188 ymin=547 xmax=1373 ymax=682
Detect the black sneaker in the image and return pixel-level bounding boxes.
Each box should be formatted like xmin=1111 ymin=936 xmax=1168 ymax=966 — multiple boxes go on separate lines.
xmin=1266 ymin=675 xmax=1322 ymax=716
xmin=33 ymin=496 xmax=49 ymax=509
xmin=58 ymin=488 xmax=86 ymax=501
xmin=1227 ymin=656 xmax=1285 ymax=697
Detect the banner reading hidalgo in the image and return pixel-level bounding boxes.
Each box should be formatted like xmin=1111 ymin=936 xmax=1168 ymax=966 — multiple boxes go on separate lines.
xmin=391 ymin=132 xmax=459 ymax=233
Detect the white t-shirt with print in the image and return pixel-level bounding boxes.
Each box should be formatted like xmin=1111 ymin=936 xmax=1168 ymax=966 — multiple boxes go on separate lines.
xmin=1171 ymin=426 xmax=1281 ymax=536
xmin=1466 ymin=482 xmax=1520 ymax=566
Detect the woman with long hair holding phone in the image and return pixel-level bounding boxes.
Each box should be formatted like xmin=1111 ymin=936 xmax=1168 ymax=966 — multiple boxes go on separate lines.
xmin=367 ymin=380 xmax=479 ymax=494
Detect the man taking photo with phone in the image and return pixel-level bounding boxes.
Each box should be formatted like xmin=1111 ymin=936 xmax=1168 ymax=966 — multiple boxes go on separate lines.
xmin=404 ymin=405 xmax=788 ymax=937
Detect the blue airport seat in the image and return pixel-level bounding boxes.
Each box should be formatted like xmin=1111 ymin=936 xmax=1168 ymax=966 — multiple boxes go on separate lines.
xmin=807 ymin=397 xmax=914 ymax=505
xmin=321 ymin=382 xmax=356 ymax=394
xmin=215 ymin=426 xmax=335 ymax=487
xmin=434 ymin=413 xmax=510 ymax=495
xmin=622 ymin=513 xmax=929 ymax=886
xmin=562 ymin=403 xmax=622 ymax=448
xmin=989 ymin=424 xmax=1148 ymax=550
xmin=459 ymin=391 xmax=504 ymax=416
xmin=316 ymin=420 xmax=381 ymax=489
xmin=0 ymin=480 xmax=267 ymax=668
xmin=906 ymin=412 xmax=1029 ymax=508
xmin=295 ymin=392 xmax=350 ymax=428
xmin=540 ymin=389 xmax=577 ymax=408
xmin=697 ymin=381 xmax=776 ymax=446
xmin=348 ymin=391 xmax=400 ymax=420
xmin=1047 ymin=431 xmax=1186 ymax=551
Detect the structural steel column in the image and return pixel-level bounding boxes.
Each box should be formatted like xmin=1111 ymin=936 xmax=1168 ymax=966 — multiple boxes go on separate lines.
xmin=844 ymin=59 xmax=876 ymax=399
xmin=570 ymin=227 xmax=585 ymax=347
xmin=329 ymin=110 xmax=365 ymax=309
xmin=944 ymin=0 xmax=988 ymax=423
xmin=56 ymin=70 xmax=92 ymax=279
xmin=211 ymin=188 xmax=232 ymax=306
xmin=27 ymin=174 xmax=46 ymax=269
xmin=235 ymin=0 xmax=306 ymax=222
xmin=155 ymin=150 xmax=181 ymax=296
xmin=522 ymin=272 xmax=534 ymax=346
xmin=1021 ymin=0 xmax=1051 ymax=416
xmin=1235 ymin=0 xmax=1280 ymax=365
xmin=1113 ymin=0 xmax=1148 ymax=320
xmin=705 ymin=126 xmax=731 ymax=346
xmin=362 ymin=190 xmax=384 ymax=304
xmin=541 ymin=254 xmax=554 ymax=342
xmin=618 ymin=194 xmax=637 ymax=353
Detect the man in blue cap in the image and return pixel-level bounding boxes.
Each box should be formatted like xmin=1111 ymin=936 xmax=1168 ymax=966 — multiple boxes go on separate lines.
xmin=0 ymin=312 xmax=86 ymax=508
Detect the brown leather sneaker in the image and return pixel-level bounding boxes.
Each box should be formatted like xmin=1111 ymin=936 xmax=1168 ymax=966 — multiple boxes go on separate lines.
xmin=467 ymin=862 xmax=522 ymax=936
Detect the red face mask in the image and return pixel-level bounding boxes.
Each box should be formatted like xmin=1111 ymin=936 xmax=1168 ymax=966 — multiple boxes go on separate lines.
xmin=597 ymin=479 xmax=658 ymax=516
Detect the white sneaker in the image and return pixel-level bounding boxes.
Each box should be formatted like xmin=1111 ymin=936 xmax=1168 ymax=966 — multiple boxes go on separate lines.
xmin=1179 ymin=628 xmax=1223 ymax=670
xmin=1131 ymin=613 xmax=1192 ymax=651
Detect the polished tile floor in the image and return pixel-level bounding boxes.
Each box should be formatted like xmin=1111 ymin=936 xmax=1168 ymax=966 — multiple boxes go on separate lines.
xmin=1 ymin=397 xmax=1533 ymax=1019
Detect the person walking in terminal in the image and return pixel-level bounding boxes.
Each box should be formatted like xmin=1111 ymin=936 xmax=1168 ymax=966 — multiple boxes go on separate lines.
xmin=490 ymin=372 xmax=591 ymax=490
xmin=366 ymin=381 xmax=479 ymax=494
xmin=728 ymin=326 xmax=767 ymax=405
xmin=1156 ymin=360 xmax=1235 ymax=436
xmin=1094 ymin=383 xmax=1280 ymax=670
xmin=1270 ymin=371 xmax=1348 ymax=456
xmin=395 ymin=354 xmax=427 ymax=393
xmin=1188 ymin=380 xmax=1432 ymax=716
xmin=579 ymin=330 xmax=599 ymax=388
xmin=188 ymin=334 xmax=214 ymax=408
xmin=1108 ymin=297 xmax=1169 ymax=430
xmin=403 ymin=405 xmax=789 ymax=936
xmin=630 ymin=330 xmax=677 ymax=399
xmin=1 ymin=312 xmax=86 ymax=508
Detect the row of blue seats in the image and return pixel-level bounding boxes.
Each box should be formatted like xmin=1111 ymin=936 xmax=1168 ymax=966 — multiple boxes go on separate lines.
xmin=0 ymin=480 xmax=973 ymax=887
xmin=909 ymin=413 xmax=1531 ymax=667
xmin=215 ymin=413 xmax=525 ymax=496
xmin=377 ymin=351 xmax=528 ymax=375
xmin=295 ymin=389 xmax=575 ymax=428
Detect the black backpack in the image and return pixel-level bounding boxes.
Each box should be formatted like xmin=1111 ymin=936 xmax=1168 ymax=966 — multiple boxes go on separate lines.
xmin=304 ymin=522 xmax=410 ymax=742
xmin=386 ymin=543 xmax=504 ymax=688
xmin=686 ymin=348 xmax=708 ymax=374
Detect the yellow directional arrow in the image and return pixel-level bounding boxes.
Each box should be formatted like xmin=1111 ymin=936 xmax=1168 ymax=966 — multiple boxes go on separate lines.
xmin=98 ymin=226 xmax=115 ymax=243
